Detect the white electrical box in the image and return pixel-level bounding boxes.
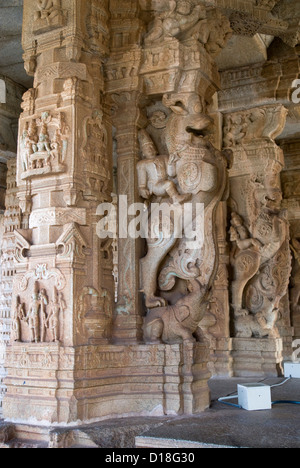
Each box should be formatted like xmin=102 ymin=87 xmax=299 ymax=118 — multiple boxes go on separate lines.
xmin=284 ymin=362 xmax=300 ymax=379
xmin=238 ymin=383 xmax=272 ymax=411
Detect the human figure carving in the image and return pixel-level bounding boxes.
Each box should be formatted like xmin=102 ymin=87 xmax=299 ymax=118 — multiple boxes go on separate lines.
xmin=230 ymin=212 xmax=262 ymax=318
xmin=144 ymin=0 xmax=206 ymax=45
xmin=11 ymin=296 xmax=25 ymax=342
xmin=47 ymin=294 xmax=60 ymax=342
xmin=289 ymin=238 xmax=300 ymax=331
xmin=25 ymin=289 xmax=41 ymax=343
xmin=137 ymin=129 xmax=189 ymax=205
xmin=39 ymin=288 xmax=49 ymax=342
xmin=35 ymin=0 xmax=61 ymax=21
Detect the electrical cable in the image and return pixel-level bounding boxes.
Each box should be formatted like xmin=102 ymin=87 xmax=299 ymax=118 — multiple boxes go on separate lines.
xmin=217 ymin=394 xmax=241 ymax=408
xmin=272 ymin=400 xmax=300 ymax=406
xmin=270 ymin=377 xmax=291 ymax=388
xmin=218 ymin=400 xmax=242 ymax=409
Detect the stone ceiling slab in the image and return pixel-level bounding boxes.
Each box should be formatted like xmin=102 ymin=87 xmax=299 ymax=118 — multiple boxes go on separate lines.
xmin=0 ymin=0 xmax=32 ymax=88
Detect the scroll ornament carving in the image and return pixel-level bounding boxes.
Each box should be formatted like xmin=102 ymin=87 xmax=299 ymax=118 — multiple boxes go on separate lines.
xmin=138 ymin=93 xmax=231 ymax=344
xmin=18 ymin=264 xmax=66 ymax=292
xmin=20 ymin=111 xmax=69 ymax=180
xmin=230 ymin=182 xmax=291 ymax=338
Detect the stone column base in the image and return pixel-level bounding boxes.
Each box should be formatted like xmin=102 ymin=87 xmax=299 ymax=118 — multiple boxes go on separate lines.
xmin=3 ymin=341 xmax=210 ymax=425
xmin=232 ymin=338 xmax=284 ymax=378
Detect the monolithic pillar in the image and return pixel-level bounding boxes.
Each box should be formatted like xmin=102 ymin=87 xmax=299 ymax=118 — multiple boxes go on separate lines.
xmin=220 ymin=61 xmax=293 ymax=376
xmin=3 ymin=0 xmax=114 ymax=424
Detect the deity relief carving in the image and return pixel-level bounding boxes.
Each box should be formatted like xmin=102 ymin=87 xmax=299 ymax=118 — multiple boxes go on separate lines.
xmin=223 ymin=106 xmax=287 ymax=148
xmin=143 ymin=1 xmax=206 ymax=45
xmin=33 ymin=0 xmax=66 ymax=34
xmin=137 ymin=130 xmax=190 ymax=205
xmin=11 ymin=296 xmax=26 ymax=343
xmin=12 ymin=282 xmax=66 ymax=344
xmin=140 ymin=1 xmax=231 ymax=56
xmin=20 ymin=111 xmax=68 ymax=180
xmin=139 ymin=92 xmax=230 ymax=344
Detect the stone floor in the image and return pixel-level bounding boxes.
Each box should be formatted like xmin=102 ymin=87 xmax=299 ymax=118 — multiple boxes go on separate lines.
xmin=0 ymin=377 xmax=299 ymax=448
xmin=136 ymin=377 xmax=300 ymax=449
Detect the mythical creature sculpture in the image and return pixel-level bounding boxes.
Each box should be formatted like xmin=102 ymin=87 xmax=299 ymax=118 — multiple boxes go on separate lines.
xmin=230 ymin=182 xmax=291 ymax=338
xmin=138 ymin=93 xmax=230 ymax=343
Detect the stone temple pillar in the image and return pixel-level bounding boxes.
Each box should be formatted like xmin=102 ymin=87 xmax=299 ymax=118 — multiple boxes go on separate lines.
xmin=3 ymin=0 xmax=232 ymax=425
xmin=0 ymin=77 xmax=24 ymax=416
xmin=3 ymin=0 xmax=115 ymax=424
xmin=219 ymin=63 xmax=294 ymax=377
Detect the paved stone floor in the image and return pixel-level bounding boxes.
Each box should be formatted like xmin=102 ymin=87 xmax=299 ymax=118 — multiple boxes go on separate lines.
xmin=136 ymin=377 xmax=300 ymax=449
xmin=0 ymin=377 xmax=299 ymax=448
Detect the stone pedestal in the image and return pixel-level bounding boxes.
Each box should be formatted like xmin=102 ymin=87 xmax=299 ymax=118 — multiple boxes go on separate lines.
xmin=232 ymin=338 xmax=284 ymax=378
xmin=4 ymin=342 xmax=210 ymax=424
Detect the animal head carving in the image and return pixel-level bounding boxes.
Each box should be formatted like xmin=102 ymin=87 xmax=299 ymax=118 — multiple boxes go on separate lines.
xmin=162 ymin=93 xmax=213 ymax=153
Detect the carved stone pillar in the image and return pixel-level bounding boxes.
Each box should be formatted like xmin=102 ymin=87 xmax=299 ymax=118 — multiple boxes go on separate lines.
xmin=3 ymin=0 xmax=114 ymax=424
xmin=0 ymin=160 xmax=22 ymax=415
xmin=110 ymin=91 xmax=146 ymax=343
xmin=135 ymin=2 xmax=232 ymax=391
xmin=3 ymin=0 xmax=234 ymax=425
xmin=105 ymin=0 xmax=146 ymax=343
xmin=223 ymin=103 xmax=292 ymax=377
xmin=0 ymin=77 xmax=24 ymax=416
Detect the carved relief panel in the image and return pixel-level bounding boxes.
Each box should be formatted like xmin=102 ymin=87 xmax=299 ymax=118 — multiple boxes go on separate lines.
xmin=12 ymin=264 xmax=66 ymax=344
xmin=19 ymin=111 xmax=69 ymax=181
